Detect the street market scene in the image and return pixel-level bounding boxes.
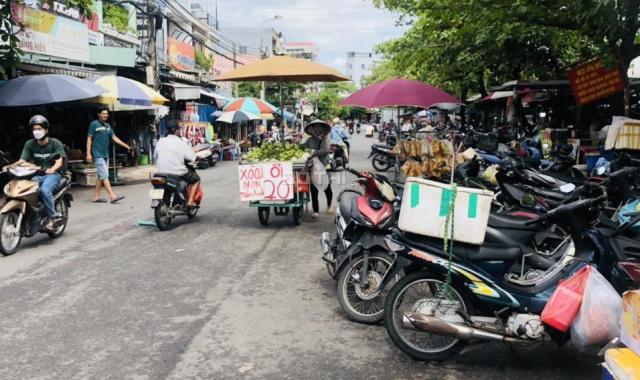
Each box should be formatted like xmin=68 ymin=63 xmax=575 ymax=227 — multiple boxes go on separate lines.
xmin=1 ymin=0 xmax=640 ymax=379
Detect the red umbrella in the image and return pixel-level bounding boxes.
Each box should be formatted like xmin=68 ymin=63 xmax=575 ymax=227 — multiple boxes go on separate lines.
xmin=340 ymin=78 xmax=460 ymax=109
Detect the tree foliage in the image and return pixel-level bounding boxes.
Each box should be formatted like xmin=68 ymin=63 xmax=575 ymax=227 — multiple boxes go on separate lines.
xmin=307 ymin=82 xmax=358 ymax=121
xmin=0 ymin=2 xmax=23 ymax=79
xmin=370 ymin=0 xmax=640 ymax=100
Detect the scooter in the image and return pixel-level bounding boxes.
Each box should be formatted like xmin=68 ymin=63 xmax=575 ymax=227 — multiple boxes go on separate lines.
xmin=321 ymin=168 xmax=400 ymax=323
xmin=0 ymin=160 xmax=73 ymax=255
xmin=328 ymin=143 xmax=349 ymax=172
xmin=349 ymin=126 xmax=354 ymax=135
xmin=149 ymin=163 xmax=202 ymax=231
xmin=368 ymin=144 xmax=397 ymax=172
xmin=381 ymin=190 xmax=637 ymax=361
xmin=193 ymin=142 xmax=220 ymax=169
xmin=356 ymin=124 xmax=362 ymax=134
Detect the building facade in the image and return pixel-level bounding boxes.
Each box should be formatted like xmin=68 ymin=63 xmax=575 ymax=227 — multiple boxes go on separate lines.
xmin=346 ymin=51 xmax=380 ymax=88
xmin=284 ymin=42 xmax=318 ymax=60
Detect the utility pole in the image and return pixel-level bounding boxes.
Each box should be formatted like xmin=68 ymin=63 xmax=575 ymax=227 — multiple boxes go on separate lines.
xmin=145 ymin=0 xmax=160 ymax=90
xmin=233 ymin=42 xmax=238 ymax=97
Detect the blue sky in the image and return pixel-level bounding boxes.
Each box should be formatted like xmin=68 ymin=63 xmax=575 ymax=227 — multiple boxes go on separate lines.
xmin=215 ymin=0 xmax=407 ymax=71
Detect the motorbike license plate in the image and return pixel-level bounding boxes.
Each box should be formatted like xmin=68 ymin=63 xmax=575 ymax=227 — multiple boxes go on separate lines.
xmin=149 ymin=189 xmax=164 ymax=200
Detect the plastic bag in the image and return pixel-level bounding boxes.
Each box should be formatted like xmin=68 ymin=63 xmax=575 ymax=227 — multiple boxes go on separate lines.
xmin=571 ymin=268 xmax=622 ymax=350
xmin=541 ymin=265 xmax=591 ymax=332
xmin=311 ymin=157 xmax=329 ymax=192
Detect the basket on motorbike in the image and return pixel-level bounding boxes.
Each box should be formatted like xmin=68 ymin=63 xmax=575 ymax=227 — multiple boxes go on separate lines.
xmin=398 ymin=177 xmax=494 ymax=245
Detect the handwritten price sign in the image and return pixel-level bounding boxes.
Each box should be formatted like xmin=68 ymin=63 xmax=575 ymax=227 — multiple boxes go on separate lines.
xmin=239 ymin=162 xmax=294 ymax=202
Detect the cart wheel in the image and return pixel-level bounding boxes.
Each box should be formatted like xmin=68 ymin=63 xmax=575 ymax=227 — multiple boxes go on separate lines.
xmin=292 ymin=206 xmax=302 ymax=226
xmin=258 ymin=207 xmax=270 ymax=226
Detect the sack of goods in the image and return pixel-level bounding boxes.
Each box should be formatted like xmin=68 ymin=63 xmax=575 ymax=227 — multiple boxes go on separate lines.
xmin=398 ymin=177 xmax=493 ymax=245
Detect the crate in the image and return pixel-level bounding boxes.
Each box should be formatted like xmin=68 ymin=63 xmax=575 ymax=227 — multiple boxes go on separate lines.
xmin=398 ymin=177 xmax=494 ymax=245
xmin=75 ymin=172 xmax=97 ymax=187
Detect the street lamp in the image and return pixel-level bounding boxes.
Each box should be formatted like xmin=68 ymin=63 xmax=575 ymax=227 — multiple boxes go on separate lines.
xmin=260 ymin=15 xmax=283 ymax=104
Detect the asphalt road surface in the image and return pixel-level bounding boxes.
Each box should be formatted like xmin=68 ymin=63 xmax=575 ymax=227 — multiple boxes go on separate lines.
xmin=0 ymin=132 xmax=600 ymax=379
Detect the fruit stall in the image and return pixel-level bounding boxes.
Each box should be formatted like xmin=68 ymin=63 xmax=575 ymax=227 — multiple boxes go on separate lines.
xmin=239 ymin=143 xmax=311 ymax=226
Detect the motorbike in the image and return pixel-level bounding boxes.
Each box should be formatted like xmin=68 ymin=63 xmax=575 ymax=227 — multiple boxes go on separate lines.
xmin=349 ymin=126 xmax=354 ymax=135
xmin=321 ymin=168 xmax=400 ymax=323
xmin=0 ymin=159 xmax=73 ymax=255
xmin=328 ymin=142 xmax=349 ymax=172
xmin=381 ymin=189 xmax=638 ymax=361
xmin=356 ymin=124 xmax=362 ymax=134
xmin=149 ymin=162 xmax=202 ymax=231
xmin=368 ymin=144 xmax=397 ymax=172
xmin=193 ymin=142 xmax=220 ymax=169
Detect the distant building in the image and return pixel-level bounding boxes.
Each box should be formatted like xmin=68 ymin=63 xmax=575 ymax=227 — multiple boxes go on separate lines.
xmin=284 ymin=42 xmax=318 ymax=60
xmin=188 ymin=0 xmax=217 ymax=28
xmin=629 ymin=56 xmax=640 ymax=79
xmin=346 ymin=51 xmax=380 ymax=88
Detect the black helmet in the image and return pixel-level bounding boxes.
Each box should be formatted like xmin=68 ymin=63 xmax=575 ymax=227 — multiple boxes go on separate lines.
xmin=29 ymin=115 xmax=49 ymax=129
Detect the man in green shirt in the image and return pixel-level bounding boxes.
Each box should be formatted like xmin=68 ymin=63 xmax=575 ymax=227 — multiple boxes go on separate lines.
xmin=13 ymin=115 xmax=66 ymax=229
xmin=86 ymin=107 xmax=131 ymax=203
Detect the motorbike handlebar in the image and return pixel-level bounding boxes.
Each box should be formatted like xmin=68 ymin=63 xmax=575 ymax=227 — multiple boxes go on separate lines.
xmin=524 ymin=191 xmax=607 ymax=226
xmin=347 ymin=167 xmax=362 ymax=177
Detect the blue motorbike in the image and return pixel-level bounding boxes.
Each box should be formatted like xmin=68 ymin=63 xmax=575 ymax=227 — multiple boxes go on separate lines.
xmin=380 ymin=190 xmax=638 ymax=361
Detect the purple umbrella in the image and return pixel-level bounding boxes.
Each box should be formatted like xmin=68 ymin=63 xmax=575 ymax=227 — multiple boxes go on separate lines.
xmin=340 ymin=78 xmax=460 ymax=109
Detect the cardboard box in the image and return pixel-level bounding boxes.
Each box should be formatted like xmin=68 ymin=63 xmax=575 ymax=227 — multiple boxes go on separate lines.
xmin=621 ymin=290 xmax=640 ymax=356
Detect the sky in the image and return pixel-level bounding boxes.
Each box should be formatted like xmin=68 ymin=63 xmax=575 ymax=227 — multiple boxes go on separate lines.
xmin=214 ymin=0 xmax=407 ymax=71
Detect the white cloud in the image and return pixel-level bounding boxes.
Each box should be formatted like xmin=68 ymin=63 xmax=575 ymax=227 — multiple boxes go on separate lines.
xmin=216 ymin=0 xmax=407 ymax=68
xmin=332 ymin=58 xmax=347 ymax=70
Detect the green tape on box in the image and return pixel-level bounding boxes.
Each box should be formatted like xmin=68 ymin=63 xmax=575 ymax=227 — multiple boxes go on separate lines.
xmin=411 ymin=182 xmax=420 ymax=208
xmin=439 ymin=188 xmax=452 ymax=216
xmin=468 ymin=193 xmax=478 ymax=218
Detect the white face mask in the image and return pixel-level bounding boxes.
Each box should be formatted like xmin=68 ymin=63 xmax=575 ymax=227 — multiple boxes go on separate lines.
xmin=33 ymin=130 xmax=46 ymax=140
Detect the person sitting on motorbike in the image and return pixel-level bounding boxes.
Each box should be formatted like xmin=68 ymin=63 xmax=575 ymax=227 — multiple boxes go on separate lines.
xmin=12 ymin=115 xmax=66 ymax=231
xmin=331 ymin=117 xmax=350 ymax=160
xmin=154 ymin=120 xmax=200 ymax=208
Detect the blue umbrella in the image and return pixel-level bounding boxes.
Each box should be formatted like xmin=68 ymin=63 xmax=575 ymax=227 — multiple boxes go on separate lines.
xmin=0 ymin=74 xmax=107 ymax=107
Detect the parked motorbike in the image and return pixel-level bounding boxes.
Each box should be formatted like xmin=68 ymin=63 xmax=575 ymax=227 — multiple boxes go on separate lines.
xmin=381 ymin=189 xmax=637 ymax=361
xmin=193 ymin=142 xmax=220 ymax=169
xmin=0 ymin=160 xmax=73 ymax=255
xmin=150 ymin=163 xmax=202 ymax=231
xmin=321 ymin=168 xmax=400 ymax=323
xmin=369 ymin=144 xmax=397 ymax=172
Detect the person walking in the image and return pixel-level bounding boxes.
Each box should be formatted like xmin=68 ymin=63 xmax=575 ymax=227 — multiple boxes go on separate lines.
xmin=86 ymin=107 xmax=132 ymax=203
xmin=301 ymin=120 xmax=333 ymax=218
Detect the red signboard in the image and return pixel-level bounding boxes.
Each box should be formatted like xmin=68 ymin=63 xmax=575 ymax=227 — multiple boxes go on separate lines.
xmin=567 ymin=57 xmax=625 ymax=106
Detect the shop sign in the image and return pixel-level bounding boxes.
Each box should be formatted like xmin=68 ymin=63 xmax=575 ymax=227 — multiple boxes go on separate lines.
xmin=567 ymin=57 xmax=625 ymax=106
xmin=168 ymin=37 xmax=196 ymax=72
xmin=11 ymin=3 xmax=90 ymax=62
xmin=238 ymin=162 xmax=294 ymax=202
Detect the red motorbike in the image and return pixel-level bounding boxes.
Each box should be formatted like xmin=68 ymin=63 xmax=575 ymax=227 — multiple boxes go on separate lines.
xmin=321 ymin=168 xmax=400 ymax=323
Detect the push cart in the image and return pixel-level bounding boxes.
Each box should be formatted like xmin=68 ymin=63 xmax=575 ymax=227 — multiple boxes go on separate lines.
xmin=239 ymin=160 xmax=310 ymax=226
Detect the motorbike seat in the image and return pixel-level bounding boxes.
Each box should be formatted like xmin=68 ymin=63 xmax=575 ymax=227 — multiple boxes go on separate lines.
xmin=398 ymin=231 xmax=522 ymax=262
xmin=152 ymin=172 xmax=184 ymax=183
xmin=488 ymin=213 xmax=540 ymax=230
xmin=372 ymin=144 xmax=394 ymax=150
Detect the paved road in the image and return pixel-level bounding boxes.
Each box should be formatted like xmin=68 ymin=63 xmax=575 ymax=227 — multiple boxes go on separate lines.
xmin=0 ymin=133 xmax=599 ymax=379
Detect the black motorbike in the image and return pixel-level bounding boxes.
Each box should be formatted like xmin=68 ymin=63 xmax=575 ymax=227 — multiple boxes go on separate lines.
xmin=369 ymin=144 xmax=397 ymax=172
xmin=150 ymin=163 xmax=201 ymax=230
xmin=356 ymin=124 xmax=361 ymax=134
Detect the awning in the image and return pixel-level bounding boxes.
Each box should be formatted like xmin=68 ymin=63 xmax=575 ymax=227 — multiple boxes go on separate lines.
xmin=164 ymin=82 xmax=201 ymax=100
xmin=200 ymin=89 xmax=231 ymax=105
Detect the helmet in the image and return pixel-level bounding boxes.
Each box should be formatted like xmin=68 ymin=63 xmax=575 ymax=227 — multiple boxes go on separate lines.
xmin=29 ymin=115 xmax=49 ymax=129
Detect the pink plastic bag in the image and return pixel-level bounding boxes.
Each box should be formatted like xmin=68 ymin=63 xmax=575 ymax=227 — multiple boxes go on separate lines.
xmin=542 ymin=265 xmax=592 ymax=332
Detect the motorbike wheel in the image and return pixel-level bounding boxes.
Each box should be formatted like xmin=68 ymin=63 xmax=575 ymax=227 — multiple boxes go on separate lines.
xmin=372 ymin=154 xmax=392 ymax=172
xmin=47 ymin=200 xmax=68 ymax=239
xmin=258 ymin=207 xmax=270 ymax=226
xmin=154 ymin=199 xmax=173 ymax=231
xmin=330 ymin=160 xmax=337 ymax=172
xmin=0 ymin=211 xmax=22 ymax=255
xmin=384 ymin=271 xmax=472 ymax=361
xmin=337 ymin=250 xmax=393 ymax=324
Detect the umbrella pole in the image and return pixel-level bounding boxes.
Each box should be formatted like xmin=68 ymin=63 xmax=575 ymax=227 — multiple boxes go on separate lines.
xmin=280 ymin=81 xmax=285 ymax=144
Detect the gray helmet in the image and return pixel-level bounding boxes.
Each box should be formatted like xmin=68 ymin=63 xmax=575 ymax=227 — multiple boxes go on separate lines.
xmin=29 ymin=115 xmax=49 ymax=129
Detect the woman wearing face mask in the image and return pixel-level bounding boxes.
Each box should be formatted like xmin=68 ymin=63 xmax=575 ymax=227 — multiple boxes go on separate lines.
xmin=11 ymin=115 xmax=67 ymax=230
xmin=301 ymin=120 xmax=333 ymax=218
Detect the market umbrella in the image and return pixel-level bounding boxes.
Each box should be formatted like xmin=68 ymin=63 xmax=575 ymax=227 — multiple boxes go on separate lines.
xmin=85 ymin=75 xmax=168 ymax=109
xmin=215 ymin=55 xmax=348 ymax=140
xmin=0 ymin=74 xmax=107 ymax=107
xmin=85 ymin=75 xmax=168 ymax=184
xmin=216 ymin=111 xmax=261 ymax=124
xmin=340 ymin=78 xmax=459 ymax=109
xmin=223 ymin=97 xmax=277 ymax=115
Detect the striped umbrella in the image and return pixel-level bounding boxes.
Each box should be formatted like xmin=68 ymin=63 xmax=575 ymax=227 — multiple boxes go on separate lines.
xmin=223 ymin=97 xmax=277 ymax=115
xmin=86 ymin=75 xmax=167 ymax=109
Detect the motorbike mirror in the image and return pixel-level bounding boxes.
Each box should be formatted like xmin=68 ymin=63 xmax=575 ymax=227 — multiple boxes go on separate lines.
xmin=520 ymin=193 xmax=536 ymax=207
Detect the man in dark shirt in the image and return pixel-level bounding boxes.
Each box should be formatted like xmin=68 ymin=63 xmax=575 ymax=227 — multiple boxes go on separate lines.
xmin=86 ymin=107 xmax=131 ymax=203
xmin=13 ymin=115 xmax=66 ymax=229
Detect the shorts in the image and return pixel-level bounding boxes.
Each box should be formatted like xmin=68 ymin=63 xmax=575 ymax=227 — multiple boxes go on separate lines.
xmin=180 ymin=170 xmax=200 ymax=185
xmin=94 ymin=157 xmax=109 ymax=180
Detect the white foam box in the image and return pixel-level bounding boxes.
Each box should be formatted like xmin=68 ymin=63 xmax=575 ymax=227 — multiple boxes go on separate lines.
xmin=398 ymin=177 xmax=494 ymax=245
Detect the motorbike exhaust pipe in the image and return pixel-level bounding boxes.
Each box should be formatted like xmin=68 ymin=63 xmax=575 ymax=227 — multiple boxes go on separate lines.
xmin=402 ymin=313 xmax=520 ymax=343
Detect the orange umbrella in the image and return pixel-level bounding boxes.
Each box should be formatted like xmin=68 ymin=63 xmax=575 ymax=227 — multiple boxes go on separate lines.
xmin=215 ymin=55 xmax=348 ymax=82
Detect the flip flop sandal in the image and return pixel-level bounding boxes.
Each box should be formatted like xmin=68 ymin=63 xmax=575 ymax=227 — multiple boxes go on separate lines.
xmin=92 ymin=198 xmax=107 ymax=203
xmin=111 ymin=196 xmax=125 ymax=204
